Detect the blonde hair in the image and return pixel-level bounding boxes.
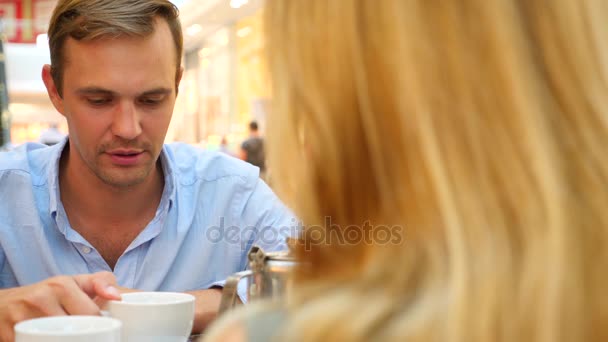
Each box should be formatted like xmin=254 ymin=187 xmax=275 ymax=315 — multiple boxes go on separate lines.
xmin=265 ymin=0 xmax=608 ymax=341
xmin=47 ymin=0 xmax=182 ymax=96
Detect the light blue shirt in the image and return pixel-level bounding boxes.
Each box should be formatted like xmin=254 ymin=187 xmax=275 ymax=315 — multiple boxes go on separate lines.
xmin=0 ymin=139 xmax=296 ymax=300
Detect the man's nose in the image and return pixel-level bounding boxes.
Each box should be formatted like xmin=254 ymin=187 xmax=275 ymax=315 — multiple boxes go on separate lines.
xmin=111 ymin=101 xmax=142 ymax=140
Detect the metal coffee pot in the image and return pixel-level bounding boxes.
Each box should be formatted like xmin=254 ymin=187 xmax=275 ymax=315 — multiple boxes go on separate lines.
xmin=218 ymin=245 xmax=296 ymax=313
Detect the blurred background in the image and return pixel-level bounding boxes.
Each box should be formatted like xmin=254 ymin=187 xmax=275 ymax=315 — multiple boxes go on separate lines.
xmin=0 ymin=0 xmax=267 ymax=153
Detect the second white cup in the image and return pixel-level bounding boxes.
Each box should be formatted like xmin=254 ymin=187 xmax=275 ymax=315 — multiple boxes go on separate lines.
xmin=106 ymin=292 xmax=195 ymax=342
xmin=15 ymin=316 xmax=121 ymax=342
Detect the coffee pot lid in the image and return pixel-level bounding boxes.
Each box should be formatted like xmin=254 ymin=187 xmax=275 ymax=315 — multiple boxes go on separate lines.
xmin=264 ymin=250 xmax=295 ymax=261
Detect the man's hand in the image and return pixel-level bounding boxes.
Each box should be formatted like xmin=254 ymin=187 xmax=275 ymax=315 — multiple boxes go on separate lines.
xmin=0 ymin=271 xmax=121 ymax=342
xmin=187 ymin=288 xmax=225 ymax=334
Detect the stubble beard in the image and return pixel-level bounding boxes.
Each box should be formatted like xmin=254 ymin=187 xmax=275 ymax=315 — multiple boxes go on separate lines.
xmin=93 ymin=161 xmax=154 ymax=188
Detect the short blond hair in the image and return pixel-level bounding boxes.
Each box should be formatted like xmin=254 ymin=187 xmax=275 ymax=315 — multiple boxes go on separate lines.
xmin=47 ymin=0 xmax=182 ymax=96
xmin=266 ymin=0 xmax=608 ymax=340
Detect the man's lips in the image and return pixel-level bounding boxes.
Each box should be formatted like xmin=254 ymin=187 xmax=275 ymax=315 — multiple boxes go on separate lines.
xmin=106 ymin=148 xmax=144 ymax=155
xmin=106 ymin=149 xmax=145 ymax=166
xmin=106 ymin=148 xmax=144 ymax=156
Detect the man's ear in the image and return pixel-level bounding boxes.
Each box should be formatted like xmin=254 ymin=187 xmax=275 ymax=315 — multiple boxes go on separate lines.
xmin=175 ymin=67 xmax=184 ymax=95
xmin=41 ymin=64 xmax=65 ymax=115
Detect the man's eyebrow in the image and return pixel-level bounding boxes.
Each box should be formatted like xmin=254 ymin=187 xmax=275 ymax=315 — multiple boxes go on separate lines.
xmin=74 ymin=87 xmax=173 ymax=96
xmin=76 ymin=87 xmax=116 ymax=95
xmin=140 ymin=88 xmax=173 ymax=96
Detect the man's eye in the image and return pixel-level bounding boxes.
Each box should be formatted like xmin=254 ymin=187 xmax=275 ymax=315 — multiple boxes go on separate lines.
xmin=139 ymin=97 xmax=163 ymax=106
xmin=87 ymin=98 xmax=111 ymax=106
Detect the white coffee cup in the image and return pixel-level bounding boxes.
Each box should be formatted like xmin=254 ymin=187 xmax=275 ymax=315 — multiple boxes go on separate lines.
xmin=106 ymin=292 xmax=195 ymax=342
xmin=15 ymin=316 xmax=122 ymax=342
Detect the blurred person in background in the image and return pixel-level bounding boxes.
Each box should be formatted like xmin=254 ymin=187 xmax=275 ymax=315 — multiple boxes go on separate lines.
xmin=219 ymin=135 xmax=235 ymax=157
xmin=205 ymin=0 xmax=608 ymax=341
xmin=0 ymin=0 xmax=294 ymax=339
xmin=240 ymin=121 xmax=266 ymax=178
xmin=38 ymin=122 xmax=66 ymax=146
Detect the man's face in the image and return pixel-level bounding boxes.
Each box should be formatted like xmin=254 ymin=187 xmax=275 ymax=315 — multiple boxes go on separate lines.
xmin=46 ymin=18 xmax=181 ymax=188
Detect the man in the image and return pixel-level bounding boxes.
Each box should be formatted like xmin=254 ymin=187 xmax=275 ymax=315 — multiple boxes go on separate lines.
xmin=240 ymin=121 xmax=266 ymax=177
xmin=0 ymin=0 xmax=294 ymax=340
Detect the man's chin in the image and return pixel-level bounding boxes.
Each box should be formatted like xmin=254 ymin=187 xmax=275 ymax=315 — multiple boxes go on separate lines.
xmin=97 ymin=170 xmax=150 ymax=188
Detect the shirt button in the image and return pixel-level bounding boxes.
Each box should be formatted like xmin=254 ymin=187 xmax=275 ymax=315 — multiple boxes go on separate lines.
xmin=82 ymin=246 xmax=92 ymax=254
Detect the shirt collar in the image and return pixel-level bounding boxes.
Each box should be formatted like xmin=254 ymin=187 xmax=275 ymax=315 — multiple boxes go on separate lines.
xmin=158 ymin=145 xmax=176 ymax=213
xmin=48 ymin=137 xmax=68 ymax=219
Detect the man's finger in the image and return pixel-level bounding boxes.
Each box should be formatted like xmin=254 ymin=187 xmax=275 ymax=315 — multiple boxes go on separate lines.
xmin=93 ymin=281 xmax=121 ymax=301
xmin=0 ymin=324 xmax=14 ymax=342
xmin=74 ymin=272 xmax=121 ymax=300
xmin=58 ymin=278 xmax=103 ymax=315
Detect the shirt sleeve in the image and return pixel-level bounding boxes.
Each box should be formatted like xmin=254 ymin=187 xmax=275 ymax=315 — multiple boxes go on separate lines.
xmin=232 ymin=178 xmax=299 ymax=302
xmin=240 ymin=178 xmax=298 ymax=254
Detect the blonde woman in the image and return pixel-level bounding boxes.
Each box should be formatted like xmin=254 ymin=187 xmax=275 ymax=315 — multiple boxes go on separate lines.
xmin=205 ymin=0 xmax=608 ymax=341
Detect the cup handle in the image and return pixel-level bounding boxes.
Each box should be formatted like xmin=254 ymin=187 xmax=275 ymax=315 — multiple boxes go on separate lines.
xmin=218 ymin=270 xmax=253 ymax=314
